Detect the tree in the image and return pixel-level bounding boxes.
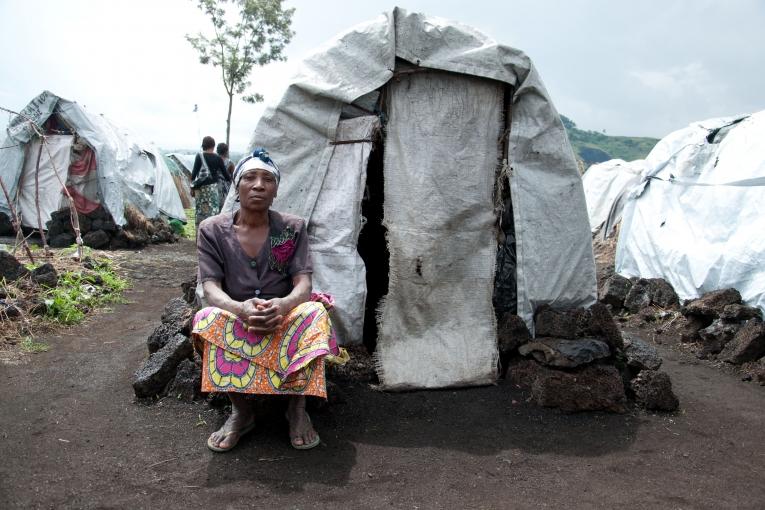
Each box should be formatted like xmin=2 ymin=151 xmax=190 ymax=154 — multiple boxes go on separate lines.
xmin=186 ymin=0 xmax=294 ymax=147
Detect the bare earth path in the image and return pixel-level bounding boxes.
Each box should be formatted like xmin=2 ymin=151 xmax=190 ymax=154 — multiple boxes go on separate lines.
xmin=1 ymin=239 xmax=764 ymax=509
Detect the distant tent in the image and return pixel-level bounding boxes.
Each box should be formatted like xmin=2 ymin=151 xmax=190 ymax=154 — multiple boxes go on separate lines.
xmin=584 ymin=111 xmax=765 ymax=313
xmin=163 ymin=154 xmax=193 ymax=209
xmin=0 ymin=91 xmax=186 ymax=231
xmin=167 ymin=153 xmax=196 ymax=176
xmin=224 ymin=8 xmax=597 ymax=390
xmin=582 ymin=159 xmax=645 ymax=235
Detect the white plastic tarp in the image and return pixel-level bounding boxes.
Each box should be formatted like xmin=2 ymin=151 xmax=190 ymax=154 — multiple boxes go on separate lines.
xmin=18 ymin=135 xmax=74 ymax=228
xmin=582 ymin=159 xmax=646 ymax=234
xmin=308 ymin=116 xmax=379 ymax=345
xmin=168 ymin=153 xmax=196 ymax=176
xmin=227 ymin=8 xmax=596 ymax=389
xmin=617 ymin=111 xmax=765 ymax=313
xmin=0 ymin=91 xmax=185 ymax=226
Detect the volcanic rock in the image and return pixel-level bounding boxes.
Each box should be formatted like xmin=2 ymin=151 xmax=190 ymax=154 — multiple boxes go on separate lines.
xmin=631 ymin=370 xmax=679 ymax=411
xmin=133 ymin=334 xmax=193 ymax=398
xmin=497 ymin=312 xmax=531 ymax=355
xmin=720 ymin=304 xmax=763 ymax=323
xmin=623 ymin=334 xmax=662 ymax=371
xmin=682 ymin=289 xmax=742 ymax=321
xmin=600 ymin=274 xmax=632 ymax=309
xmin=696 ymin=319 xmax=739 ymax=358
xmin=719 ymin=319 xmax=765 ymax=365
xmin=530 ymin=364 xmax=627 ymax=413
xmin=30 ymin=263 xmax=58 ymax=288
xmin=0 ymin=250 xmax=28 ymax=282
xmin=534 ymin=305 xmax=579 ymax=338
xmin=165 ymin=358 xmax=202 ymax=401
xmin=82 ymin=230 xmax=110 ymax=249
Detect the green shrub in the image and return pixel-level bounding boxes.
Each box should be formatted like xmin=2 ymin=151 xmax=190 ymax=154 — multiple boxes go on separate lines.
xmin=43 ymin=258 xmax=129 ymax=325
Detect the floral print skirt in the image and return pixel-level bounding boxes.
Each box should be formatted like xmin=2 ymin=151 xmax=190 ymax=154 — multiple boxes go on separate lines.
xmin=191 ymin=301 xmax=339 ymax=398
xmin=194 ymin=183 xmax=222 ymax=229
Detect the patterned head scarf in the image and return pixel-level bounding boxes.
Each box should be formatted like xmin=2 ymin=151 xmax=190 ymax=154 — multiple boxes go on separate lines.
xmin=233 ymin=148 xmax=281 ymax=189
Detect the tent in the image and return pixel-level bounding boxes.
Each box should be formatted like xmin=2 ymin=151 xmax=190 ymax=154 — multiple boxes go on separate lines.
xmin=163 ymin=154 xmax=194 ymax=209
xmin=224 ymin=8 xmax=597 ymax=390
xmin=0 ymin=91 xmax=186 ymax=231
xmin=582 ymin=159 xmax=645 ymax=235
xmin=595 ymin=111 xmax=765 ymax=314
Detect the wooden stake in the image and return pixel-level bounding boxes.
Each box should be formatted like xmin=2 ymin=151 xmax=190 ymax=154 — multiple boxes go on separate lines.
xmin=0 ymin=176 xmax=35 ymax=263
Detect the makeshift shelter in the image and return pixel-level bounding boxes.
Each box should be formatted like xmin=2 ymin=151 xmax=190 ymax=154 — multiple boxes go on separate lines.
xmin=225 ymin=8 xmax=597 ymax=390
xmin=163 ymin=154 xmax=193 ymax=209
xmin=0 ymin=91 xmax=186 ymax=231
xmin=596 ymin=111 xmax=765 ymax=313
xmin=582 ymin=159 xmax=645 ymax=234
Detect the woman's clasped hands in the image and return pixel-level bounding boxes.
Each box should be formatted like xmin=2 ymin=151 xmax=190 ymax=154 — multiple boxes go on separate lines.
xmin=239 ymin=297 xmax=287 ymax=335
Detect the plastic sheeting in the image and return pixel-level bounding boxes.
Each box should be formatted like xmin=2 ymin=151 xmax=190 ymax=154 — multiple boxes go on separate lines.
xmin=18 ymin=135 xmax=74 ymax=228
xmin=616 ymin=111 xmax=765 ymax=313
xmin=227 ymin=8 xmax=596 ymax=388
xmin=582 ymin=159 xmax=646 ymax=234
xmin=0 ymin=91 xmax=185 ymax=226
xmin=375 ymin=70 xmax=501 ymax=390
xmin=309 ymin=116 xmax=379 ymax=345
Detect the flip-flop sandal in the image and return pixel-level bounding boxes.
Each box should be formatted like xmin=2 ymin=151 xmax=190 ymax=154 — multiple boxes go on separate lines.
xmin=206 ymin=420 xmax=256 ymax=453
xmin=285 ymin=412 xmax=321 ymax=450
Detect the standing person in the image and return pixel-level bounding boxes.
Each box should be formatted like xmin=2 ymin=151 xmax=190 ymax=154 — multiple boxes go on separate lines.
xmin=216 ymin=142 xmax=236 ymax=202
xmin=216 ymin=142 xmax=236 ymax=179
xmin=192 ymin=148 xmax=339 ymax=453
xmin=191 ymin=136 xmax=229 ymax=229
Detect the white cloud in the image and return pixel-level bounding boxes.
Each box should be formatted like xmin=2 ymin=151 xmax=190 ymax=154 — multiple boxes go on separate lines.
xmin=629 ymin=62 xmax=722 ymax=99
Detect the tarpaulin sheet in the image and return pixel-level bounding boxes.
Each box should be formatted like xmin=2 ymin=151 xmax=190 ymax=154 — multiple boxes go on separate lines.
xmin=375 ymin=70 xmax=501 ymax=390
xmin=0 ymin=91 xmax=185 ymax=226
xmin=582 ymin=159 xmax=645 ymax=234
xmin=617 ymin=111 xmax=765 ymax=314
xmin=18 ymin=135 xmax=73 ymax=228
xmin=309 ymin=116 xmax=379 ymax=345
xmin=224 ymin=8 xmax=596 ymax=388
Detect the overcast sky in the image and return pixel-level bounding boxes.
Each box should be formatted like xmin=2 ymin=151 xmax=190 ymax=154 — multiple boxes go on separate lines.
xmin=1 ymin=0 xmax=763 ymax=151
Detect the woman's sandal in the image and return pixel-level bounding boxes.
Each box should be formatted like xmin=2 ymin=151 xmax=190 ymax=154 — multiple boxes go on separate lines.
xmin=206 ymin=420 xmax=256 ymax=453
xmin=285 ymin=411 xmax=321 ymax=450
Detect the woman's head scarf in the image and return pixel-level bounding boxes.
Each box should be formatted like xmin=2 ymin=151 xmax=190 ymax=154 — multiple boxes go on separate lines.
xmin=233 ymin=148 xmax=280 ymax=189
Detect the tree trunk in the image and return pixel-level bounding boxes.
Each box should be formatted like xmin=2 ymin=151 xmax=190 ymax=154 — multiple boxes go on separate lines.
xmin=226 ymin=92 xmax=233 ymax=147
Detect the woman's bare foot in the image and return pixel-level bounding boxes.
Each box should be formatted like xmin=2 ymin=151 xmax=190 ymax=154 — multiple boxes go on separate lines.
xmin=207 ymin=394 xmax=255 ymax=452
xmin=286 ymin=396 xmax=320 ymax=449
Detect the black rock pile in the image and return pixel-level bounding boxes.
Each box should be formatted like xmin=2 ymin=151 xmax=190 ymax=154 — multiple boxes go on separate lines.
xmin=133 ymin=288 xmax=199 ymax=400
xmin=45 ymin=206 xmax=177 ymax=250
xmin=0 ymin=250 xmax=58 ymax=319
xmin=500 ymin=302 xmax=679 ymax=413
xmin=601 ymin=273 xmax=765 ymax=385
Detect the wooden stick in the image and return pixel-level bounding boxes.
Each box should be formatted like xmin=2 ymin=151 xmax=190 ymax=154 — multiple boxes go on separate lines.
xmin=41 ymin=140 xmax=83 ymax=260
xmin=33 ymin=140 xmax=50 ymax=256
xmin=0 ymin=176 xmax=35 ymax=263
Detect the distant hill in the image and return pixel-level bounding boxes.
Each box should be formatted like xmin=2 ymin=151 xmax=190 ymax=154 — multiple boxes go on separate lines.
xmin=561 ymin=115 xmax=659 ymax=170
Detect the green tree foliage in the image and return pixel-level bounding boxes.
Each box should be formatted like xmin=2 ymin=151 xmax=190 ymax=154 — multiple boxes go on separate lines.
xmin=560 ymin=115 xmax=659 ymax=169
xmin=186 ymin=0 xmax=295 ymax=146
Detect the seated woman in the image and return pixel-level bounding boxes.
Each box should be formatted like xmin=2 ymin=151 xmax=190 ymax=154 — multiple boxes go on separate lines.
xmin=192 ymin=149 xmax=338 ymax=453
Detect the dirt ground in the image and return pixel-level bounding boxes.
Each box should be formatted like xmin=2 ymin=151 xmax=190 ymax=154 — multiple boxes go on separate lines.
xmin=1 ymin=239 xmax=764 ymax=509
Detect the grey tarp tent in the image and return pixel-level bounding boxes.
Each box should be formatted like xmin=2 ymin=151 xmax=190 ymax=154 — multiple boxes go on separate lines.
xmin=0 ymin=91 xmax=186 ymax=229
xmin=224 ymin=8 xmax=597 ymax=390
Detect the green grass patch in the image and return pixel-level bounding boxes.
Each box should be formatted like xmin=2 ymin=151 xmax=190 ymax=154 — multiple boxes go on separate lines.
xmin=20 ymin=336 xmax=50 ymax=353
xmin=182 ymin=208 xmax=196 ymax=240
xmin=43 ymin=258 xmax=129 ymax=325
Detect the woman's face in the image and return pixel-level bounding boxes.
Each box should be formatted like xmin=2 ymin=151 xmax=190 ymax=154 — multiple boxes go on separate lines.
xmin=238 ymin=169 xmax=277 ymax=211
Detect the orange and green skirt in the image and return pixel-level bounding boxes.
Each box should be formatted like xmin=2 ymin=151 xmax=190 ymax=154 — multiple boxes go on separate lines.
xmin=191 ymin=301 xmax=339 ymax=398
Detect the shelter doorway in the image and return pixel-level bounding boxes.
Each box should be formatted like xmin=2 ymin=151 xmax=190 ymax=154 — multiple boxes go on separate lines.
xmin=357 ymin=137 xmax=388 ymax=352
